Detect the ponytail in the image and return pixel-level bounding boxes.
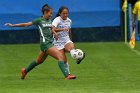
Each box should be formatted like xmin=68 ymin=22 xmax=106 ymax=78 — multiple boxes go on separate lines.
xmin=55 ymin=12 xmax=60 ymax=18
xmin=42 ymin=4 xmax=52 ymax=14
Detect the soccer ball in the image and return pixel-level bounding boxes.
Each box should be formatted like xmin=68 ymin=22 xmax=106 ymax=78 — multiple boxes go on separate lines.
xmin=71 ymin=49 xmax=84 ymax=60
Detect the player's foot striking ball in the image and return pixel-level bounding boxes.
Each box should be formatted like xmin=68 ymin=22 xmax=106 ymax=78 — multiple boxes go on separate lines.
xmin=71 ymin=49 xmax=85 ymax=64
xmin=76 ymin=53 xmax=85 ymax=64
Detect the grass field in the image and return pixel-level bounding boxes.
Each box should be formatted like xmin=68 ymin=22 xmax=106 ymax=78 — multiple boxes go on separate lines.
xmin=0 ymin=42 xmax=140 ymax=93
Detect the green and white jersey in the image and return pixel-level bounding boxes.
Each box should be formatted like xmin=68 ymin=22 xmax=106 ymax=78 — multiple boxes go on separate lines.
xmin=32 ymin=17 xmax=53 ymax=44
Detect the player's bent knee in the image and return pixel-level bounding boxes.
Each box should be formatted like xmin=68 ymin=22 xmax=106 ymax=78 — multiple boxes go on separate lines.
xmin=66 ymin=48 xmax=74 ymax=52
xmin=56 ymin=53 xmax=64 ymax=61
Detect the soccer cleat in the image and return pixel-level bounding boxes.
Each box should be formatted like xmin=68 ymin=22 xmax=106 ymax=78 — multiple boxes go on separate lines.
xmin=76 ymin=53 xmax=85 ymax=64
xmin=65 ymin=74 xmax=76 ymax=80
xmin=21 ymin=68 xmax=26 ymax=80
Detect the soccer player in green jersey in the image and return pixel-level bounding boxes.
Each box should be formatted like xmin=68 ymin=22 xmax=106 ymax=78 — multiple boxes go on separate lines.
xmin=5 ymin=4 xmax=76 ymax=80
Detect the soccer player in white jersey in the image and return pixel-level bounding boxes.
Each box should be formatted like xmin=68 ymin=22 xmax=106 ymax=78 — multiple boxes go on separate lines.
xmin=52 ymin=6 xmax=85 ymax=77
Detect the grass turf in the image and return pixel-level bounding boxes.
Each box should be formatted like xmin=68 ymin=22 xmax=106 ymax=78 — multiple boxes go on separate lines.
xmin=0 ymin=42 xmax=140 ymax=93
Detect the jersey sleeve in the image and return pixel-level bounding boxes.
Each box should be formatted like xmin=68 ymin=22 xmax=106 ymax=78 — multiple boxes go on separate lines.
xmin=52 ymin=18 xmax=59 ymax=27
xmin=70 ymin=20 xmax=72 ymax=27
xmin=69 ymin=19 xmax=72 ymax=28
xmin=133 ymin=3 xmax=138 ymax=14
xmin=32 ymin=18 xmax=40 ymax=25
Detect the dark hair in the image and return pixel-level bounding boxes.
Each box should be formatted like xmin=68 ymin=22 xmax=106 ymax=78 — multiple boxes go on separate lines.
xmin=42 ymin=4 xmax=52 ymax=14
xmin=42 ymin=4 xmax=49 ymax=8
xmin=55 ymin=6 xmax=69 ymax=18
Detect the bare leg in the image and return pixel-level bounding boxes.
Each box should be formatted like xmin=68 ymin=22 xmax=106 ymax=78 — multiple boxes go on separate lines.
xmin=65 ymin=42 xmax=75 ymax=52
xmin=21 ymin=50 xmax=47 ymax=79
xmin=59 ymin=49 xmax=71 ymax=74
xmin=46 ymin=46 xmax=69 ymax=77
xmin=59 ymin=49 xmax=67 ymax=62
xmin=46 ymin=46 xmax=64 ymax=61
xmin=65 ymin=42 xmax=85 ymax=64
xmin=36 ymin=50 xmax=48 ymax=64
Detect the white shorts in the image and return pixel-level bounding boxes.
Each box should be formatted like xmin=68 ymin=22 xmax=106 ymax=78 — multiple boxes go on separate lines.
xmin=53 ymin=37 xmax=73 ymax=50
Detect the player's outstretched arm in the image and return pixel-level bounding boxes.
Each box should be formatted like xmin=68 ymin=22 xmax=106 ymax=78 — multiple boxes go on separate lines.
xmin=5 ymin=22 xmax=32 ymax=27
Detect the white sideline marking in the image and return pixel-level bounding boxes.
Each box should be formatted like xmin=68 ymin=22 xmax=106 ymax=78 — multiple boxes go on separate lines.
xmin=126 ymin=43 xmax=140 ymax=56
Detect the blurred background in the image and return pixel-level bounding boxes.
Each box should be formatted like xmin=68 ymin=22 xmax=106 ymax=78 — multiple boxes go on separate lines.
xmin=1 ymin=1 xmax=140 ymax=93
xmin=0 ymin=0 xmax=138 ymax=43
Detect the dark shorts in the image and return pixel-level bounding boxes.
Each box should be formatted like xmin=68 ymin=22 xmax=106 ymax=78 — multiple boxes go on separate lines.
xmin=40 ymin=42 xmax=53 ymax=53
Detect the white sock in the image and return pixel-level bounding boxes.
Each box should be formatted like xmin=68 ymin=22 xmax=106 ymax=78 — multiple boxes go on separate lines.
xmin=65 ymin=62 xmax=70 ymax=74
xmin=70 ymin=49 xmax=75 ymax=59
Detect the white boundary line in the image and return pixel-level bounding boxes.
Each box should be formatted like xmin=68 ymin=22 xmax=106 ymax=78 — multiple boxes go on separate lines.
xmin=126 ymin=43 xmax=140 ymax=56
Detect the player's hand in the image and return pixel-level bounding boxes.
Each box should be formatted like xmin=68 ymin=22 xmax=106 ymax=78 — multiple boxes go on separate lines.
xmin=5 ymin=23 xmax=14 ymax=26
xmin=62 ymin=28 xmax=69 ymax=31
xmin=54 ymin=33 xmax=58 ymax=41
